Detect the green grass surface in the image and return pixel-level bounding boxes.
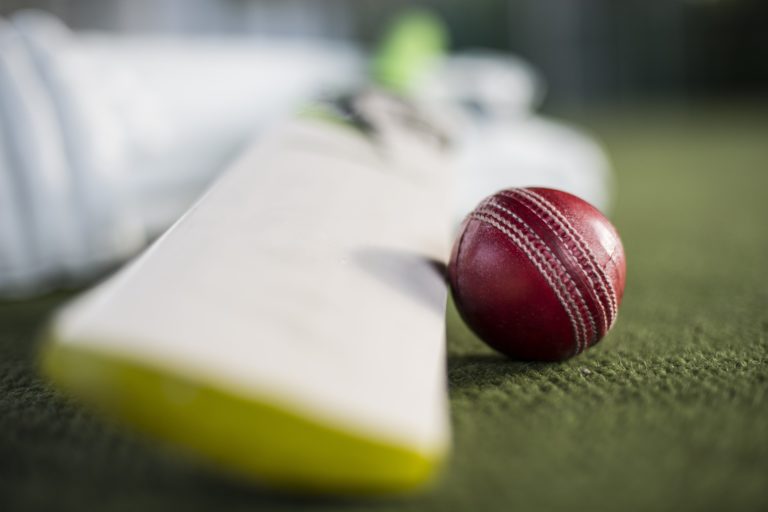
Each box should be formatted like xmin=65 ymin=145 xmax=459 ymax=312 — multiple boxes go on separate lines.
xmin=2 ymin=103 xmax=767 ymax=511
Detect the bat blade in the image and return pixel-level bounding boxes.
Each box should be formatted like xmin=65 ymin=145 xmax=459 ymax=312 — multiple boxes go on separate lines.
xmin=43 ymin=95 xmax=453 ymax=494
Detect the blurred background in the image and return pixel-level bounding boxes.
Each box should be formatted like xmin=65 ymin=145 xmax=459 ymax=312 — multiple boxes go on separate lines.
xmin=2 ymin=0 xmax=767 ymax=107
xmin=2 ymin=0 xmax=766 ymax=297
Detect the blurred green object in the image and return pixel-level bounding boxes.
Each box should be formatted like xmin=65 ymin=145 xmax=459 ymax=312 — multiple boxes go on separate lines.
xmin=1 ymin=103 xmax=767 ymax=511
xmin=372 ymin=8 xmax=448 ymax=92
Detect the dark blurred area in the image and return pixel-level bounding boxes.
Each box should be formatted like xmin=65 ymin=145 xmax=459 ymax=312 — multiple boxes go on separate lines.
xmin=1 ymin=0 xmax=766 ymax=107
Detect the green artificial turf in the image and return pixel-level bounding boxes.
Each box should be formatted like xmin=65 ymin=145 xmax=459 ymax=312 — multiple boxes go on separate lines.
xmin=1 ymin=103 xmax=767 ymax=511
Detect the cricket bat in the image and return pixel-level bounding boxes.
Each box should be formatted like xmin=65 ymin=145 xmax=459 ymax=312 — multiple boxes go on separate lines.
xmin=42 ymin=81 xmax=453 ymax=497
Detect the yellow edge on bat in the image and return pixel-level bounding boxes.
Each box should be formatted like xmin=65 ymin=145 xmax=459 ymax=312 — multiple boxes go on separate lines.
xmin=40 ymin=339 xmax=444 ymax=494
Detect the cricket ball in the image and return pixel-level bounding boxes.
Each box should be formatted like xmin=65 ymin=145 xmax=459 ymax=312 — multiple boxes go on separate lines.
xmin=448 ymin=187 xmax=626 ymax=361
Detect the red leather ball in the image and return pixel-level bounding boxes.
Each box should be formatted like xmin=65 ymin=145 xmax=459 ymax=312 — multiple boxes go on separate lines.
xmin=448 ymin=187 xmax=626 ymax=361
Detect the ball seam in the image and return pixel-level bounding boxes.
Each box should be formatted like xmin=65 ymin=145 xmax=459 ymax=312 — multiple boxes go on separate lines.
xmin=519 ymin=188 xmax=618 ymax=324
xmin=508 ymin=188 xmax=618 ymax=331
xmin=484 ymin=200 xmax=598 ymax=351
xmin=471 ymin=211 xmax=585 ymax=355
xmin=504 ymin=189 xmax=611 ymax=334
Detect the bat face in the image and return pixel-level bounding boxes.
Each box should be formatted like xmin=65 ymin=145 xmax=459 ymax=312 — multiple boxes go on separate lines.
xmin=43 ymin=90 xmax=454 ymax=494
